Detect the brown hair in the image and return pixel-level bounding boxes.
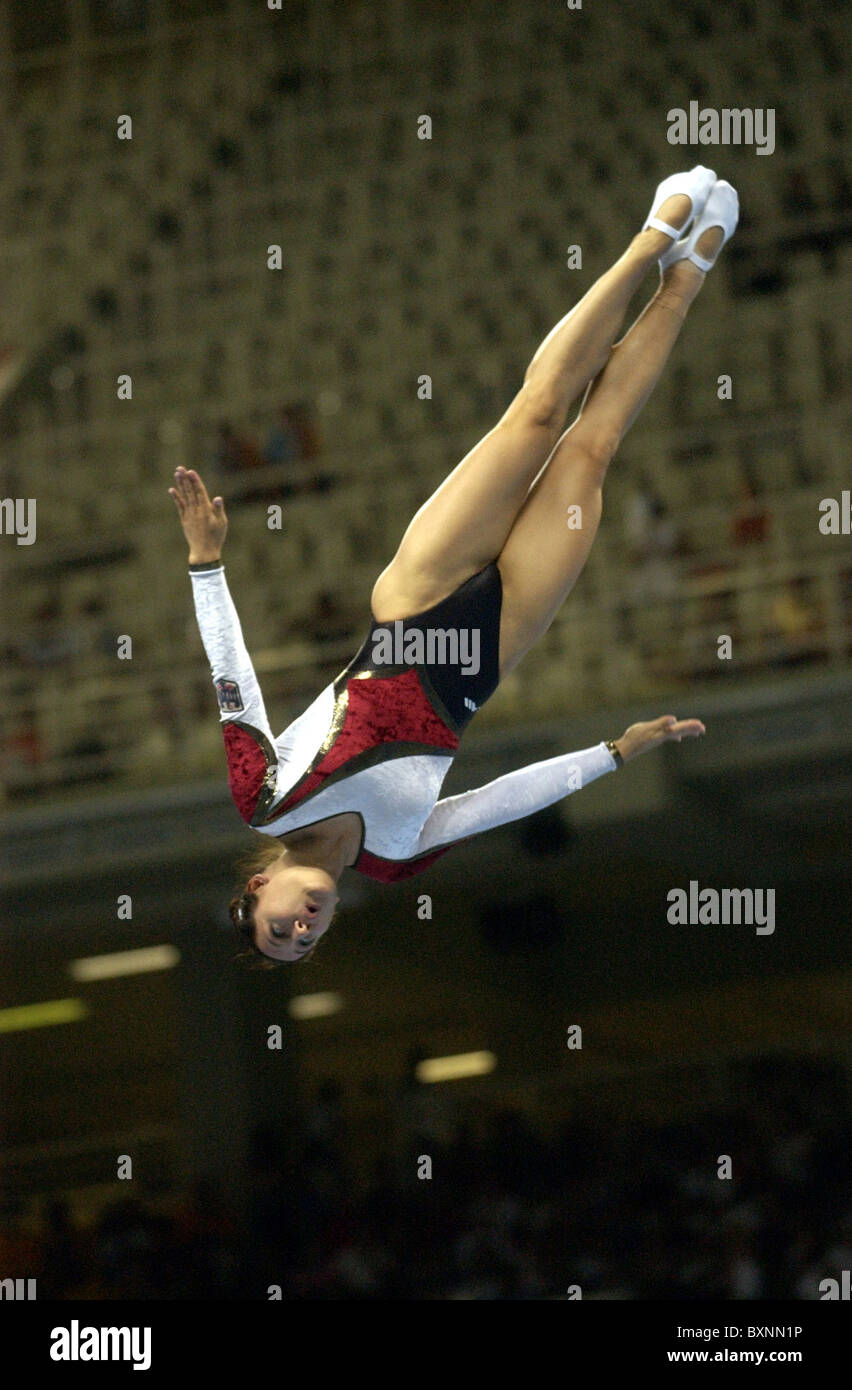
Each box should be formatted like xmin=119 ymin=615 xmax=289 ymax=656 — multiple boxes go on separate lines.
xmin=228 ymin=839 xmax=323 ymax=969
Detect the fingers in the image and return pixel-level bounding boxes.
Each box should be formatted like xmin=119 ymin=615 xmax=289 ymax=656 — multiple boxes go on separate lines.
xmin=172 ymin=469 xmax=194 ymax=507
xmin=635 ymin=716 xmax=706 ymax=748
xmin=624 ymin=716 xmax=707 ymax=761
xmin=172 ymin=467 xmax=212 ymax=508
xmin=188 ymin=469 xmax=210 ymax=504
xmin=168 ymin=487 xmax=185 ymax=515
xmin=676 ymin=719 xmax=706 ymax=740
xmin=659 ymin=716 xmax=706 ymax=742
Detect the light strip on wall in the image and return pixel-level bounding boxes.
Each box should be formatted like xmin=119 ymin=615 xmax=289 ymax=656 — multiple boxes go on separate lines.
xmin=289 ymin=992 xmax=344 ymax=1020
xmin=68 ymin=945 xmax=181 ymax=981
xmin=416 ymin=1050 xmax=497 ymax=1083
xmin=0 ymin=999 xmax=88 ymax=1033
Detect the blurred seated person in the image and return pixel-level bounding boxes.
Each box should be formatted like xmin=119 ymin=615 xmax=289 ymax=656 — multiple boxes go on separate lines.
xmin=767 ymin=577 xmax=823 ymax=668
xmin=214 ymin=421 xmax=264 ymax=473
xmin=20 ymin=598 xmax=83 ymax=666
xmin=263 ymin=408 xmax=300 ymax=468
xmin=1 ymin=714 xmax=44 ymax=772
xmin=81 ymin=593 xmax=118 ymax=658
xmin=732 ymin=480 xmax=771 ymax=547
xmin=289 ymin=401 xmax=321 ymax=460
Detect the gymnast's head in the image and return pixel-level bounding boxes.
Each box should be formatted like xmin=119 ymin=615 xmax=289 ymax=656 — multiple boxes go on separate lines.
xmin=230 ymin=842 xmax=339 ymax=967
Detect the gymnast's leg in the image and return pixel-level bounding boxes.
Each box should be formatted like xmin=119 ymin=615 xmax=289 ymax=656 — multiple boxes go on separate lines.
xmin=495 ymin=219 xmax=727 ymax=679
xmin=371 ymin=173 xmax=716 ymax=621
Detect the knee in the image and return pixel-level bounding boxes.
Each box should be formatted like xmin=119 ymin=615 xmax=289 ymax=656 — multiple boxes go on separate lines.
xmin=370 ymin=565 xmax=399 ymax=618
xmin=588 ymin=431 xmax=621 ymax=472
xmin=565 ymin=427 xmax=620 ymax=482
xmin=512 ymin=380 xmax=567 ymax=434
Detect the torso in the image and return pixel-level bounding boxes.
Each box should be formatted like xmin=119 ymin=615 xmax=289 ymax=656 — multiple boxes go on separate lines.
xmin=252 ymin=567 xmax=503 ymax=876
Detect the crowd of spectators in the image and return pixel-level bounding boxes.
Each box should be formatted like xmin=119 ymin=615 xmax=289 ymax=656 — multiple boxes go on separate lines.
xmin=619 ymin=478 xmax=832 ymax=683
xmin=211 ymin=403 xmax=330 ymax=504
xmin=2 ymin=1054 xmax=848 ymax=1300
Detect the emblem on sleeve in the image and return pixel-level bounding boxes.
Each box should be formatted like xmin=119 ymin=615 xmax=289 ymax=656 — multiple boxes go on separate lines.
xmin=215 ymin=678 xmax=244 ymax=713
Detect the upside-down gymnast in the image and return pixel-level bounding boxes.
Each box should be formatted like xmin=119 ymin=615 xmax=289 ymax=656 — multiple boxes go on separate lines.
xmin=169 ymin=167 xmax=738 ymax=965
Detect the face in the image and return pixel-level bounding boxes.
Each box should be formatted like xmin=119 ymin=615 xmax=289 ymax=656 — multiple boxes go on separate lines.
xmin=248 ymin=863 xmax=339 ymax=962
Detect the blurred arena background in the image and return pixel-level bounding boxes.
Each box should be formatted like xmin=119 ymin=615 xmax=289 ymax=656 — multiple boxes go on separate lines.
xmin=0 ymin=0 xmax=850 ymax=1300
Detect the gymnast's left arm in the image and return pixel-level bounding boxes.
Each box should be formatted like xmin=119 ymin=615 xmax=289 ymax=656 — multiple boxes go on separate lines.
xmin=415 ymin=715 xmax=705 ymax=853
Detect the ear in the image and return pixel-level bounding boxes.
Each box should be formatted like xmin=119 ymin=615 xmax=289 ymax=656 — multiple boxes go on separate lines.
xmin=246 ymin=874 xmax=268 ymax=893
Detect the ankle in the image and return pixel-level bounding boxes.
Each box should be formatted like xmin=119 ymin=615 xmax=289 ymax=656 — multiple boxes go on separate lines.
xmin=659 ymin=260 xmax=704 ymax=309
xmin=630 ymin=228 xmax=672 ymax=262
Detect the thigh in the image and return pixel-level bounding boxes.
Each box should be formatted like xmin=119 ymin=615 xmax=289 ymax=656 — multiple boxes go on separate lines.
xmin=371 ymin=392 xmax=561 ymax=621
xmin=495 ymin=445 xmax=604 ymax=679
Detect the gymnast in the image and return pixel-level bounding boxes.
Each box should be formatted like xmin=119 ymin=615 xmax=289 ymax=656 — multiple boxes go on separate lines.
xmin=169 ymin=167 xmax=738 ymax=965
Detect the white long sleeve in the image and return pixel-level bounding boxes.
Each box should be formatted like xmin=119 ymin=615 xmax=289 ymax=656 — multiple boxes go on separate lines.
xmin=189 ymin=565 xmax=275 ymax=744
xmin=415 ymin=742 xmax=617 ymax=853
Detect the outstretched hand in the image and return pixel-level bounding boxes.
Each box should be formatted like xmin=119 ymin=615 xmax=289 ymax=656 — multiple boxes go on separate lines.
xmin=168 ymin=467 xmax=228 ymax=563
xmin=614 ymin=714 xmax=705 ymax=763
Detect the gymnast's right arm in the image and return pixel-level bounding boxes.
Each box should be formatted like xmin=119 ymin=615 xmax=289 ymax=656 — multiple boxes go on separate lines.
xmin=188 ymin=564 xmax=276 ymax=749
xmin=169 ymin=466 xmax=278 ymax=823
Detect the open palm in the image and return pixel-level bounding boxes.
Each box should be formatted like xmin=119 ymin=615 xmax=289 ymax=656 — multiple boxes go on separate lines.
xmin=169 ymin=467 xmax=228 ymax=562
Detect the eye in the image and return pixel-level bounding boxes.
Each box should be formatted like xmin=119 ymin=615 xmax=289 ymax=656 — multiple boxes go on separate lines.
xmin=269 ymin=924 xmax=288 ymax=939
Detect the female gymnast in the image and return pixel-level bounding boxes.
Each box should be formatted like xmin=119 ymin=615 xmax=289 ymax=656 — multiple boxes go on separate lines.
xmin=169 ymin=167 xmax=738 ymax=966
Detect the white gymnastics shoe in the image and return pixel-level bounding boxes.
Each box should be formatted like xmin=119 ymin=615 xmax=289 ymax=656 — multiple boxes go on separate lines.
xmin=643 ymin=165 xmax=717 ymax=245
xmin=659 ymin=179 xmax=740 ymax=272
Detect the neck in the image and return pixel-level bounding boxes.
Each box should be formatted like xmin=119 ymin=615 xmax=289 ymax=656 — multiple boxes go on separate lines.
xmin=279 ymin=821 xmax=358 ymax=877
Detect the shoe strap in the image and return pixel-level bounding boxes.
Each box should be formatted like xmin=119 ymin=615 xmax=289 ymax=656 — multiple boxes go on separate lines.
xmin=687 ymin=250 xmax=715 ymax=273
xmin=645 ymin=215 xmax=684 ymax=240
